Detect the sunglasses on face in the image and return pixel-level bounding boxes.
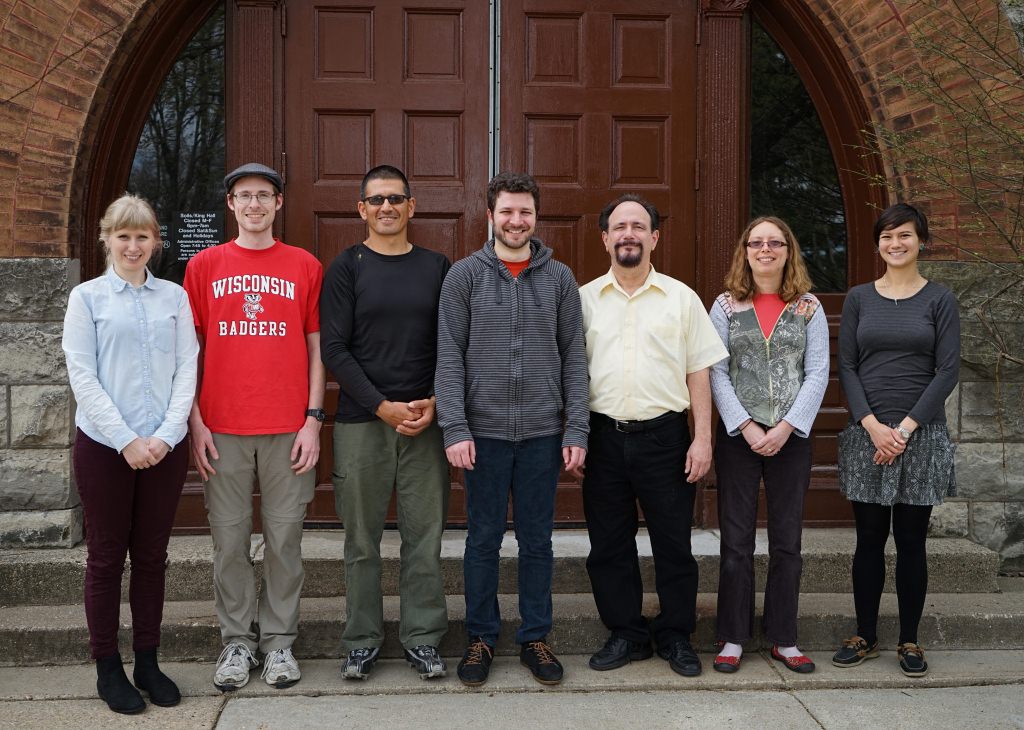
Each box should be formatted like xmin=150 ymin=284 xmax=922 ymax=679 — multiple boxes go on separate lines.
xmin=362 ymin=194 xmax=410 ymax=206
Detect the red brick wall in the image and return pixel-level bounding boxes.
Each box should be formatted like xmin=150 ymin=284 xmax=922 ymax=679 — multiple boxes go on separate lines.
xmin=805 ymin=0 xmax=1022 ymax=262
xmin=0 ymin=1 xmax=154 ymax=258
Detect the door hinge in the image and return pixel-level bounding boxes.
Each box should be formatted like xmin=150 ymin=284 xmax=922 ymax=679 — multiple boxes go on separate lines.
xmin=281 ymin=151 xmax=287 ymax=183
xmin=281 ymin=1 xmax=287 ymax=36
xmin=694 ymin=158 xmax=700 ymax=191
xmin=696 ymin=9 xmax=702 ymax=46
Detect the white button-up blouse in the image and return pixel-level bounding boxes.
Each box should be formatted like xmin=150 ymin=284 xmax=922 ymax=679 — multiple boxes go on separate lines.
xmin=62 ymin=267 xmax=199 ymax=452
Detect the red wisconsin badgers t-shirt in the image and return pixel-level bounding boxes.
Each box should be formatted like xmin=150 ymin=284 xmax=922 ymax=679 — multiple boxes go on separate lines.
xmin=184 ymin=240 xmax=322 ymax=435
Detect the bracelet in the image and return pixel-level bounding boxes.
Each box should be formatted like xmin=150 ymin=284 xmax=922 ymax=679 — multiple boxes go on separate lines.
xmin=740 ymin=420 xmax=753 ymax=432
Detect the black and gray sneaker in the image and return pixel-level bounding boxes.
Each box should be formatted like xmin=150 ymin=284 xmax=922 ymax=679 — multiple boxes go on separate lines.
xmin=342 ymin=647 xmax=379 ymax=680
xmin=405 ymin=645 xmax=447 ymax=679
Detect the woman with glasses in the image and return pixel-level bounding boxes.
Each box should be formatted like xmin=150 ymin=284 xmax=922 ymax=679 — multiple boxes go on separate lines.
xmin=832 ymin=203 xmax=959 ymax=678
xmin=708 ymin=216 xmax=829 ymax=674
xmin=62 ymin=194 xmax=199 ymax=714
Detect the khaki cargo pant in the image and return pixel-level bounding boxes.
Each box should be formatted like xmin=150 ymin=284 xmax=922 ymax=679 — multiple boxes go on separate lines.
xmin=204 ymin=432 xmax=315 ymax=653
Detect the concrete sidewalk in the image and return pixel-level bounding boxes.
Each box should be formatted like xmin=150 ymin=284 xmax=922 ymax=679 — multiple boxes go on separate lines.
xmin=2 ymin=651 xmax=1023 ymax=728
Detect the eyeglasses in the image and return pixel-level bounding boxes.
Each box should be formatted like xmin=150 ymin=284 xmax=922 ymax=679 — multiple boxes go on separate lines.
xmin=746 ymin=239 xmax=787 ymax=249
xmin=362 ymin=194 xmax=410 ymax=206
xmin=232 ymin=191 xmax=277 ymax=205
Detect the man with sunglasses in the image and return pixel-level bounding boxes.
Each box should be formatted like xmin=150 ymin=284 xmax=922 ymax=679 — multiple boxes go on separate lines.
xmin=184 ymin=162 xmax=325 ymax=692
xmin=320 ymin=165 xmax=452 ymax=682
xmin=578 ymin=194 xmax=726 ymax=677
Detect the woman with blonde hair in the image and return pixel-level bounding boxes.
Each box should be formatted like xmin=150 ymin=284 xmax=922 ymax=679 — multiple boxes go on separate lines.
xmin=708 ymin=216 xmax=829 ymax=673
xmin=62 ymin=194 xmax=199 ymax=713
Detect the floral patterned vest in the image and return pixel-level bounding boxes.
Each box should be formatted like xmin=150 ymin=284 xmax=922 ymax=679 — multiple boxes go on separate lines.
xmin=715 ymin=291 xmax=821 ymax=427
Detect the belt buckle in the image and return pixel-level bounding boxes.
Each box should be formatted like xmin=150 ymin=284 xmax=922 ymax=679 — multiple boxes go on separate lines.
xmin=613 ymin=419 xmax=630 ymax=433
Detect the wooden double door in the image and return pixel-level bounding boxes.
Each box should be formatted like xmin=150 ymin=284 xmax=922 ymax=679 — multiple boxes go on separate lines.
xmin=170 ymin=0 xmax=854 ymax=531
xmin=276 ymin=0 xmax=699 ymax=527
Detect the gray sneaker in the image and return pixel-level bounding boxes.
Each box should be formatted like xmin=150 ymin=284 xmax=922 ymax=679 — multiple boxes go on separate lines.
xmin=213 ymin=642 xmax=259 ymax=691
xmin=405 ymin=645 xmax=447 ymax=679
xmin=261 ymin=647 xmax=301 ymax=688
xmin=342 ymin=647 xmax=380 ymax=680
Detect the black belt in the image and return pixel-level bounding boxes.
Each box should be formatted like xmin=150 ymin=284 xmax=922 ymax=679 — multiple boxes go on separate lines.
xmin=593 ymin=410 xmax=684 ymax=434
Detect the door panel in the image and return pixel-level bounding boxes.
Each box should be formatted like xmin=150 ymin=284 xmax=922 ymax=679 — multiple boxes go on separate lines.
xmin=501 ymin=0 xmax=698 ymax=286
xmin=281 ymin=0 xmax=491 ymax=526
xmin=502 ymin=0 xmax=699 ymax=521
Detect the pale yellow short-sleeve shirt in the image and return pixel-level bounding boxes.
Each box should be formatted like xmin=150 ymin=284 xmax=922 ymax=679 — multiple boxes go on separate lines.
xmin=580 ymin=267 xmax=728 ymax=421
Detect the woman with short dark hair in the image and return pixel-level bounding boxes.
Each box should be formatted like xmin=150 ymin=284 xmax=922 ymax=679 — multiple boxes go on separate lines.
xmin=62 ymin=194 xmax=199 ymax=713
xmin=709 ymin=216 xmax=829 ymax=673
xmin=832 ymin=203 xmax=960 ymax=678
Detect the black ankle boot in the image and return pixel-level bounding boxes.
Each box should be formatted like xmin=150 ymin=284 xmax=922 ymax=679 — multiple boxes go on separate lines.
xmin=133 ymin=648 xmax=181 ymax=707
xmin=96 ymin=653 xmax=145 ymax=714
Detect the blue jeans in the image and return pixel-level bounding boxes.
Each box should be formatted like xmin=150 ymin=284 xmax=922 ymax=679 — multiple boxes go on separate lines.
xmin=463 ymin=434 xmax=562 ymax=645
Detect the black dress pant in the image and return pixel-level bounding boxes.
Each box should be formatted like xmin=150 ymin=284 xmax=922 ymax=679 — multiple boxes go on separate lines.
xmin=714 ymin=420 xmax=811 ymax=647
xmin=582 ymin=411 xmax=697 ymax=646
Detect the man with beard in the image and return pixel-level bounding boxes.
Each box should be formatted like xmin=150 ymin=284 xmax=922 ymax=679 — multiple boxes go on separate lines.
xmin=435 ymin=171 xmax=589 ymax=687
xmin=577 ymin=194 xmax=727 ymax=677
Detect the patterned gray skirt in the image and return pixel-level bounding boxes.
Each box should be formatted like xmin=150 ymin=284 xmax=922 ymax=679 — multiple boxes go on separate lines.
xmin=837 ymin=421 xmax=957 ymax=506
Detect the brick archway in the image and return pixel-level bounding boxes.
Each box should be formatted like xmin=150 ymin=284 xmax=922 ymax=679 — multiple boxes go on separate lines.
xmin=75 ymin=0 xmax=220 ymax=281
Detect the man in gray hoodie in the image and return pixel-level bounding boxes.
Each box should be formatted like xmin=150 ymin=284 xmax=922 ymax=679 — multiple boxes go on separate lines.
xmin=435 ymin=172 xmax=589 ymax=687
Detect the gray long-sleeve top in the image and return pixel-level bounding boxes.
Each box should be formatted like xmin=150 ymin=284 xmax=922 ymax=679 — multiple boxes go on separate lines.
xmin=838 ymin=281 xmax=960 ymax=425
xmin=434 ymin=239 xmax=590 ymax=449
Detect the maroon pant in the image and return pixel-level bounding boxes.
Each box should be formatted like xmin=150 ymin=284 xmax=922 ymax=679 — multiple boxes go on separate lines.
xmin=73 ymin=429 xmax=187 ymax=659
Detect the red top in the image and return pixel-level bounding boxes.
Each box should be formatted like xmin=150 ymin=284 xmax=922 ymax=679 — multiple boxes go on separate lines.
xmin=501 ymin=258 xmax=530 ymax=278
xmin=753 ymin=292 xmax=787 ymax=339
xmin=184 ymin=240 xmax=323 ymax=435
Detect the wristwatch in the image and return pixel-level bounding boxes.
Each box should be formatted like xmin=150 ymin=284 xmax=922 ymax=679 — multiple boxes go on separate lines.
xmin=896 ymin=426 xmax=911 ymax=440
xmin=306 ymin=408 xmax=326 ymax=422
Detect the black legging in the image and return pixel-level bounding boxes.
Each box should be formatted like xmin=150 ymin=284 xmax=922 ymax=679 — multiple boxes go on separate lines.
xmin=851 ymin=501 xmax=933 ymax=646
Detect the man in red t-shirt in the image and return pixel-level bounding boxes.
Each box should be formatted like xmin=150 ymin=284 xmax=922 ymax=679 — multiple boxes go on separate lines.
xmin=183 ymin=162 xmax=325 ymax=693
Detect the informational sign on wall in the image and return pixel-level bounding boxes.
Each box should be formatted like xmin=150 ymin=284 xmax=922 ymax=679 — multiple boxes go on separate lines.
xmin=153 ymin=211 xmax=224 ymax=284
xmin=175 ymin=211 xmax=224 ymax=261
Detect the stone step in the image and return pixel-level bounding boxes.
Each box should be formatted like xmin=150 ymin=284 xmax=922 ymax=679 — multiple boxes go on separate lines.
xmin=3 ymin=590 xmax=1022 ymax=666
xmin=0 ymin=529 xmax=1000 ymax=606
xmin=5 ymin=652 xmax=1024 ymax=705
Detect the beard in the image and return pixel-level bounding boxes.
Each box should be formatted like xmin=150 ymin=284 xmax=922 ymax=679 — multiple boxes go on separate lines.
xmin=494 ymin=227 xmax=532 ymax=249
xmin=615 ymin=242 xmax=643 ymax=267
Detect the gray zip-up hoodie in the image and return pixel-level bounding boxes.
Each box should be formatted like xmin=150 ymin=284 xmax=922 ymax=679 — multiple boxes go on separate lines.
xmin=435 ymin=238 xmax=589 ymax=449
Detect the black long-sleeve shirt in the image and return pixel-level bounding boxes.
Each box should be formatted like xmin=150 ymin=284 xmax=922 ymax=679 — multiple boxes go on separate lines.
xmin=320 ymin=243 xmax=450 ymax=423
xmin=838 ymin=280 xmax=960 ymax=426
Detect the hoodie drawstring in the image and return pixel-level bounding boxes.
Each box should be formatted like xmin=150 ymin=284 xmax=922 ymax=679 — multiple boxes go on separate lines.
xmin=493 ymin=264 xmax=503 ymax=304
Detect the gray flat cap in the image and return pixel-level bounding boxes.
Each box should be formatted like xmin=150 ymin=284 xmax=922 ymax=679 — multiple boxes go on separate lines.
xmin=224 ymin=162 xmax=283 ymax=193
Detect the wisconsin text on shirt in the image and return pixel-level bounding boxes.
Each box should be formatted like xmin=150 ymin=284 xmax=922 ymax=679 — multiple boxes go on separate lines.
xmin=211 ymin=274 xmax=296 ymax=300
